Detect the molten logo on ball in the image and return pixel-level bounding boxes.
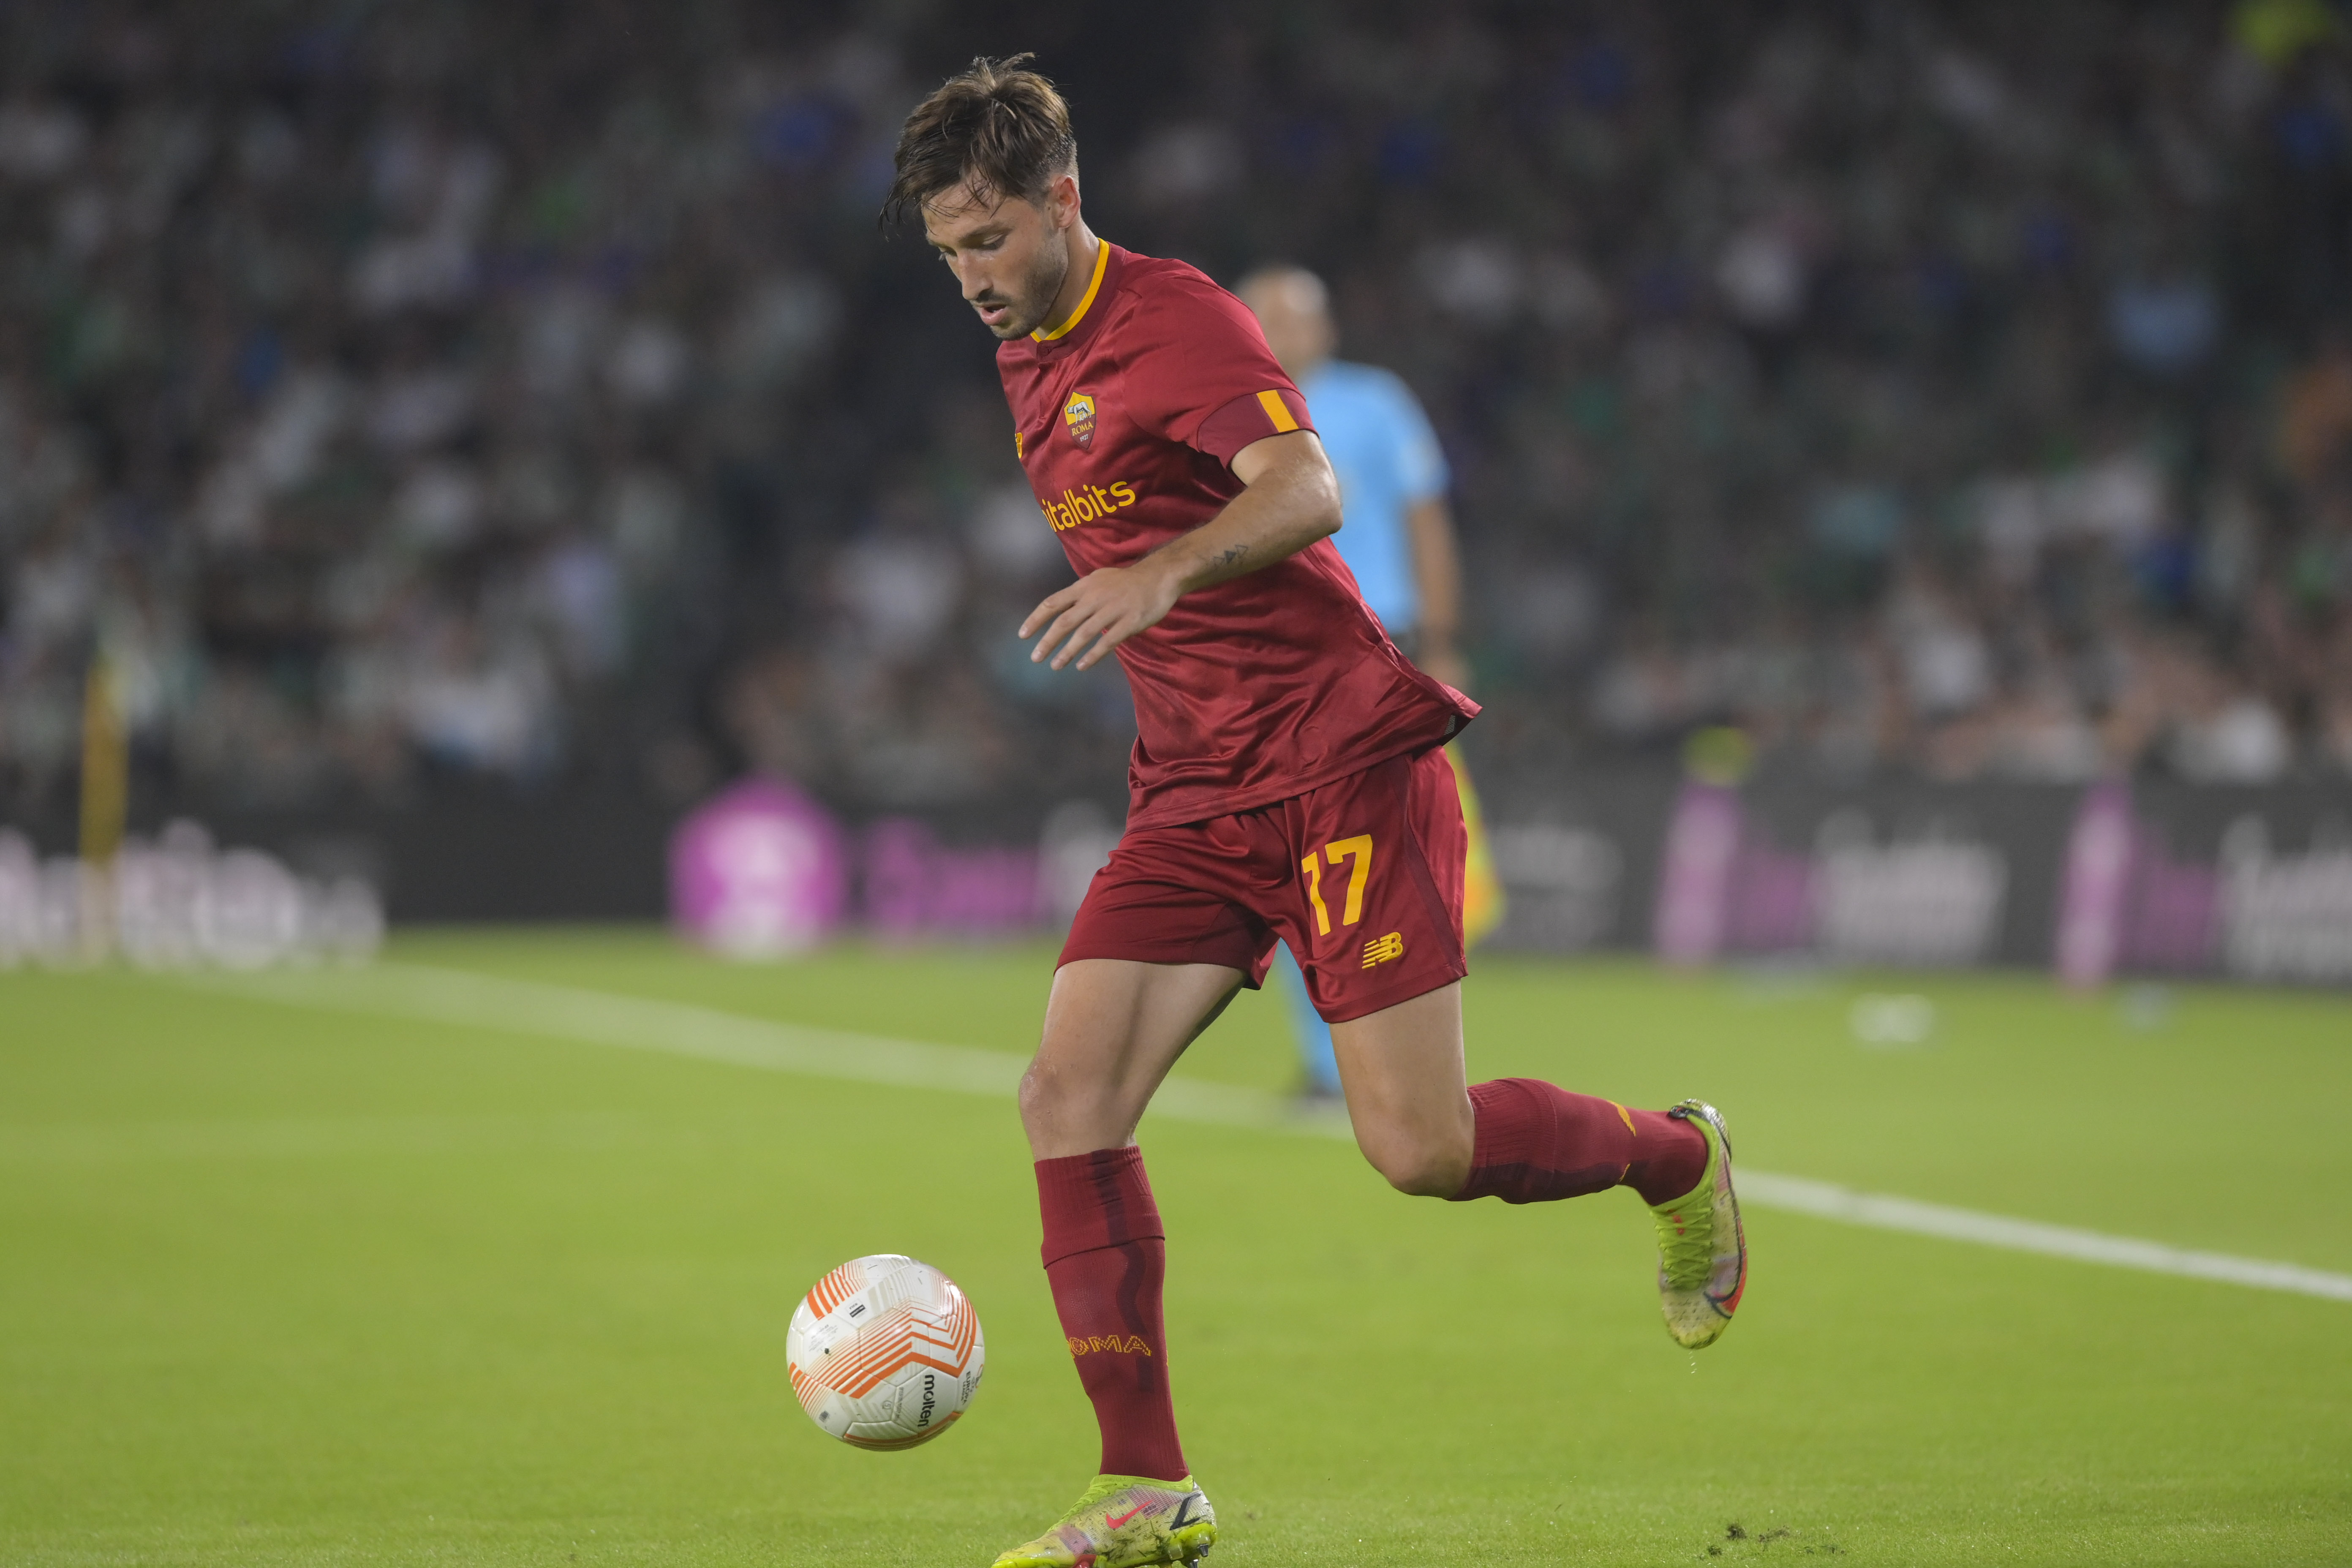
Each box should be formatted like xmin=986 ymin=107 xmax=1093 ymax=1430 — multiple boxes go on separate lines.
xmin=787 ymin=1255 xmax=985 ymax=1449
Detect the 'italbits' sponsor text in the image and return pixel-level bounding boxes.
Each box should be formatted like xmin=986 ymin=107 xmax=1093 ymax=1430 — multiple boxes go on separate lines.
xmin=1040 ymin=480 xmax=1138 ymax=533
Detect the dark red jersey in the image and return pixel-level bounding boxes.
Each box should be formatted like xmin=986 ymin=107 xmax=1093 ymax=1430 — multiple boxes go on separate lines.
xmin=998 ymin=241 xmax=1477 ymax=830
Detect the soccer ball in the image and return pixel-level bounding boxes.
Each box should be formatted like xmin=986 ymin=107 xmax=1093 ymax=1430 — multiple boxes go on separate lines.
xmin=787 ymin=1254 xmax=984 ymax=1449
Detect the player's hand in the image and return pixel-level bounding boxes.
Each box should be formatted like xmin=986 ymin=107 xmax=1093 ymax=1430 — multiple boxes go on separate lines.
xmin=1020 ymin=561 xmax=1182 ymax=671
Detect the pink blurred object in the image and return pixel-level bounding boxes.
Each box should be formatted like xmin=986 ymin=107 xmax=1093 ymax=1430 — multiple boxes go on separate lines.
xmin=1723 ymin=834 xmax=1818 ymax=954
xmin=2055 ymin=780 xmax=2132 ymax=988
xmin=670 ymin=778 xmax=848 ymax=957
xmin=863 ymin=819 xmax=1042 ymax=940
xmin=1653 ymin=782 xmax=1742 ymax=965
xmin=2119 ymin=822 xmax=2220 ymax=972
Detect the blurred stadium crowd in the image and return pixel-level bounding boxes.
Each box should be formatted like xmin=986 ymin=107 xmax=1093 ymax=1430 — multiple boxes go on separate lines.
xmin=3 ymin=0 xmax=2352 ymax=824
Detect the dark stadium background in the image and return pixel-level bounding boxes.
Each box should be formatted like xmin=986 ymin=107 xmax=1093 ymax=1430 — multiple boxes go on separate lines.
xmin=3 ymin=0 xmax=2349 ymax=928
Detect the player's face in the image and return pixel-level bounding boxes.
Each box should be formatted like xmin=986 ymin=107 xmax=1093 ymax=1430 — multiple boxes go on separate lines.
xmin=923 ymin=184 xmax=1072 ymax=340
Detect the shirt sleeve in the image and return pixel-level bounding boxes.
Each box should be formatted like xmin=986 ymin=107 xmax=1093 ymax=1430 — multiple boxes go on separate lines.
xmin=1380 ymin=373 xmax=1451 ymax=503
xmin=1126 ymin=273 xmax=1317 ymax=466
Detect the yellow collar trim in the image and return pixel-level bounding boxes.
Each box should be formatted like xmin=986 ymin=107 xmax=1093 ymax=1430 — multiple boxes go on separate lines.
xmin=1032 ymin=238 xmax=1109 ymax=343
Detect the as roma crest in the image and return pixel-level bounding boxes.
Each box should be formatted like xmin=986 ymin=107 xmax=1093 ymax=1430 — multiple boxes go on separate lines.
xmin=1063 ymin=392 xmax=1097 ymax=450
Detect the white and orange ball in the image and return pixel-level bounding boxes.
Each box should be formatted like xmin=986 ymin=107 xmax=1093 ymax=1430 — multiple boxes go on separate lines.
xmin=787 ymin=1255 xmax=983 ymax=1449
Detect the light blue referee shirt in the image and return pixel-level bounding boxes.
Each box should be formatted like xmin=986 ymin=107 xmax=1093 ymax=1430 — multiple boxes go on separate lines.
xmin=1296 ymin=359 xmax=1450 ymax=635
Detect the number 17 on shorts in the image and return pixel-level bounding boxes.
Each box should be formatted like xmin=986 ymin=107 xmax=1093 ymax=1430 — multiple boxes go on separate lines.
xmin=1281 ymin=748 xmax=1467 ymax=1022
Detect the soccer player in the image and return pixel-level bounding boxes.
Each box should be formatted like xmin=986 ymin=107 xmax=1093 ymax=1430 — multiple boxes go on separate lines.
xmin=1238 ymin=264 xmax=1503 ymax=1101
xmin=886 ymin=59 xmax=1747 ymax=1568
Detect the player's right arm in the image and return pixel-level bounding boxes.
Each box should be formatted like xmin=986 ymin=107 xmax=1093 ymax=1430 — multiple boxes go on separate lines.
xmin=1019 ymin=429 xmax=1339 ymax=672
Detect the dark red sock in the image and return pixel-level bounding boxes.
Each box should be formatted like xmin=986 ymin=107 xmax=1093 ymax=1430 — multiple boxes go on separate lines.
xmin=1449 ymin=1078 xmax=1707 ymax=1206
xmin=1035 ymin=1146 xmax=1187 ymax=1482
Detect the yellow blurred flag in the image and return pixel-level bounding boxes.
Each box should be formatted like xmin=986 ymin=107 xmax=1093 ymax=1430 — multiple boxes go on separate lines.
xmin=1446 ymin=744 xmax=1505 ymax=948
xmin=80 ymin=652 xmax=127 ymax=868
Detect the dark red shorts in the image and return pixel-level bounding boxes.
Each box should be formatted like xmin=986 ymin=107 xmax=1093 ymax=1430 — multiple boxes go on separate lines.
xmin=1059 ymin=746 xmax=1468 ymax=1023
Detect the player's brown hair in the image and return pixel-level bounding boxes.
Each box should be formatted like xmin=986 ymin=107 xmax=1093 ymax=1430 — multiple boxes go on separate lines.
xmin=884 ymin=54 xmax=1076 ymax=224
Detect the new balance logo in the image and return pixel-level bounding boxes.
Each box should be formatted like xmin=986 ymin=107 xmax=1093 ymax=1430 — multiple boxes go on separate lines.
xmin=1067 ymin=1334 xmax=1153 ymax=1357
xmin=1362 ymin=932 xmax=1405 ymax=968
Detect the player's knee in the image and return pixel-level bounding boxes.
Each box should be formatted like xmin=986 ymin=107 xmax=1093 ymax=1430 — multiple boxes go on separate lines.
xmin=1018 ymin=1059 xmax=1121 ymax=1148
xmin=1016 ymin=1062 xmax=1069 ymax=1132
xmin=1362 ymin=1135 xmax=1470 ymax=1199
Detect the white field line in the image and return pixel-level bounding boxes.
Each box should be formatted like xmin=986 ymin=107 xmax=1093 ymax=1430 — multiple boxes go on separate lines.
xmin=169 ymin=962 xmax=2352 ymax=1306
xmin=1736 ymin=1173 xmax=2352 ymax=1303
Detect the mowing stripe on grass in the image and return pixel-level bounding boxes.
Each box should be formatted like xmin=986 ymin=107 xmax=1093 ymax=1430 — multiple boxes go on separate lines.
xmin=169 ymin=961 xmax=2352 ymax=1305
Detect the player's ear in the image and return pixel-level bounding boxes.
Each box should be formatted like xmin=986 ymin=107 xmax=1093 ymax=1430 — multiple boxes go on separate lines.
xmin=1045 ymin=170 xmax=1081 ymax=229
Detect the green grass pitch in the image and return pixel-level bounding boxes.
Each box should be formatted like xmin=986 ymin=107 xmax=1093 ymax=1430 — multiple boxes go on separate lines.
xmin=3 ymin=930 xmax=2348 ymax=1565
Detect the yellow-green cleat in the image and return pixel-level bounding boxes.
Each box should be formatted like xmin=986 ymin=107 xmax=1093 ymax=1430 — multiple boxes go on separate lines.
xmin=1651 ymin=1099 xmax=1747 ymax=1349
xmin=991 ymin=1473 xmax=1216 ymax=1568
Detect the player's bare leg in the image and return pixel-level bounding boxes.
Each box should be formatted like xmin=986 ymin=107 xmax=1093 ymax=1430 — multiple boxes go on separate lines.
xmin=1331 ymin=980 xmax=1748 ymax=1349
xmin=999 ymin=957 xmax=1234 ymax=1568
xmin=1021 ymin=958 xmax=1243 ymax=1157
xmin=1327 ymin=981 xmax=1474 ymax=1195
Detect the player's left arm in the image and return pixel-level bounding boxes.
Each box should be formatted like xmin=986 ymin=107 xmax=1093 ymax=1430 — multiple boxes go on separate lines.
xmin=1020 ymin=429 xmax=1339 ymax=672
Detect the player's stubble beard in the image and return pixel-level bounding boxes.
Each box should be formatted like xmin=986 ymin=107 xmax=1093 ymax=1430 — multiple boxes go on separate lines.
xmin=987 ymin=221 xmax=1072 ymax=341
